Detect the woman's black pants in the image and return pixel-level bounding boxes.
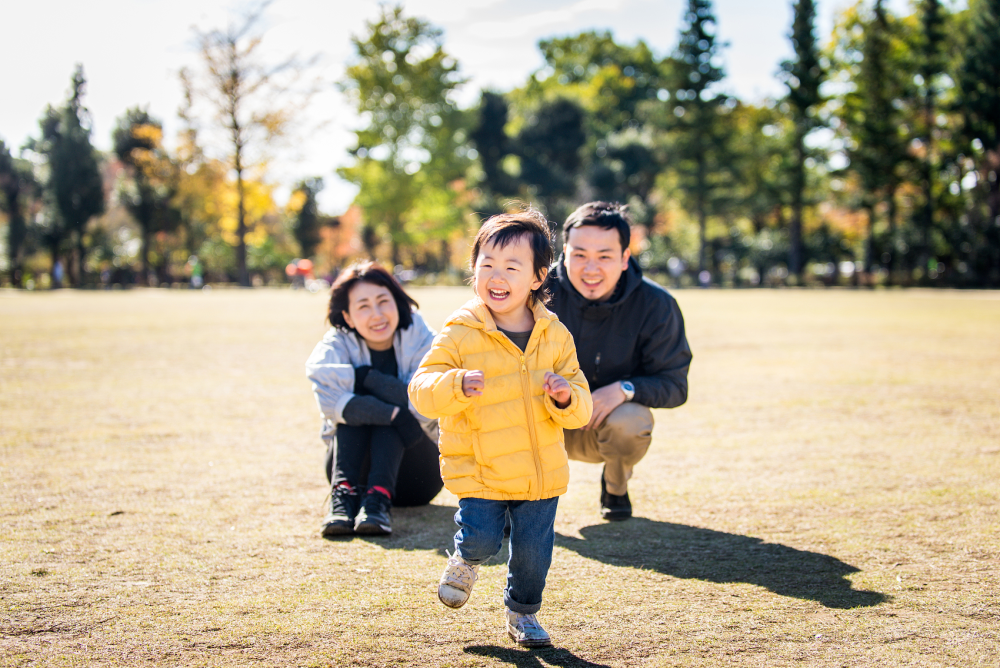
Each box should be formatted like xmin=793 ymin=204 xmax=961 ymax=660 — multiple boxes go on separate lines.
xmin=325 ymin=424 xmax=442 ymax=507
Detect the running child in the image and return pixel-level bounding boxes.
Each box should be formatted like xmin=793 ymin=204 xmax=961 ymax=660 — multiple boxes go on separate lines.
xmin=408 ymin=209 xmax=592 ymax=647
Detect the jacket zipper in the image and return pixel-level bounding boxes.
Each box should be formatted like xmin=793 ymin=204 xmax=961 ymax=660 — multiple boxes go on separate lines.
xmin=595 ymin=351 xmax=601 ymax=385
xmin=518 ymin=352 xmax=544 ymax=498
xmin=493 ymin=327 xmax=545 ymax=499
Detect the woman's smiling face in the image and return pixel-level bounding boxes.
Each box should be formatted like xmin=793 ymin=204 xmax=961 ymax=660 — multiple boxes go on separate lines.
xmin=342 ymin=281 xmax=399 ymax=351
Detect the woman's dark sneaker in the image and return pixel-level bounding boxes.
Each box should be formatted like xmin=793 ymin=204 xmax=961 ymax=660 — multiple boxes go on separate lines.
xmin=321 ymin=484 xmax=359 ymax=537
xmin=600 ymin=470 xmax=632 ymax=521
xmin=354 ymin=490 xmax=392 ymax=535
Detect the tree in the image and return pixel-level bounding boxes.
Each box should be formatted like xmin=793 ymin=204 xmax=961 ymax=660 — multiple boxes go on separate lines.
xmin=0 ymin=140 xmax=36 ymax=287
xmin=290 ymin=177 xmax=323 ymax=259
xmin=532 ymin=31 xmax=665 ymax=140
xmin=339 ymin=4 xmax=468 ymax=265
xmin=470 ymin=91 xmax=518 ymax=209
xmin=780 ymin=0 xmax=824 ymax=280
xmin=192 ymin=1 xmax=314 ymax=286
xmin=833 ymin=1 xmax=911 ymax=278
xmin=113 ymin=108 xmax=180 ymax=286
xmin=913 ymin=0 xmax=947 ymax=274
xmin=515 ymin=97 xmax=587 ymax=227
xmin=956 ymin=0 xmax=1000 ymax=284
xmin=25 ymin=66 xmax=105 ymax=287
xmin=668 ymin=0 xmax=731 ymax=274
xmin=514 ymin=31 xmax=669 ymax=227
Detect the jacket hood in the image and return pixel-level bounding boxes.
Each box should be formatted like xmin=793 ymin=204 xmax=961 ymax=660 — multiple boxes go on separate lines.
xmin=447 ymin=297 xmax=558 ymax=332
xmin=552 ymin=254 xmax=645 ymax=319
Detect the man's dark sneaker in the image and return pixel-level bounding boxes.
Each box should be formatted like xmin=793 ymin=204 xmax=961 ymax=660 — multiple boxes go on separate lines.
xmin=355 ymin=490 xmax=392 ymax=535
xmin=600 ymin=470 xmax=632 ymax=521
xmin=322 ymin=484 xmax=359 ymax=537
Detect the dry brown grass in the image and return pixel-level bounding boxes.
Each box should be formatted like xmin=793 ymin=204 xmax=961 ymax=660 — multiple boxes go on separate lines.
xmin=1 ymin=287 xmax=998 ymax=667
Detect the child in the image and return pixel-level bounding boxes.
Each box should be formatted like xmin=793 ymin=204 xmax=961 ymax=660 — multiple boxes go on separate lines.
xmin=408 ymin=209 xmax=592 ymax=647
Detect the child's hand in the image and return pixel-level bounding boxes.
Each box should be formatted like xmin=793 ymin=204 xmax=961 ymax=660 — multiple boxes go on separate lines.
xmin=543 ymin=372 xmax=571 ymax=408
xmin=462 ymin=370 xmax=485 ymax=397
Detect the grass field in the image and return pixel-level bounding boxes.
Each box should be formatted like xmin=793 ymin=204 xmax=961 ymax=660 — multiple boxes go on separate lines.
xmin=1 ymin=286 xmax=998 ymax=667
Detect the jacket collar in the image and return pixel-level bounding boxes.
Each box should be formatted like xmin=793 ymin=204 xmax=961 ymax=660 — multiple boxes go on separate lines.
xmin=449 ymin=297 xmax=557 ymax=333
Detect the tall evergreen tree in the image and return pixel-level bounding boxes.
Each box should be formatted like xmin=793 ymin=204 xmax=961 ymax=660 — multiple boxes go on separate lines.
xmin=0 ymin=140 xmax=36 ymax=288
xmin=26 ymin=66 xmax=105 ymax=287
xmin=291 ymin=177 xmax=322 ymax=259
xmin=113 ymin=108 xmax=179 ymax=286
xmin=0 ymin=139 xmax=37 ymax=288
xmin=669 ymin=0 xmax=729 ymax=274
xmin=781 ymin=0 xmax=824 ymax=281
xmin=470 ymin=91 xmax=518 ymax=209
xmin=515 ymin=97 xmax=587 ymax=228
xmin=956 ymin=0 xmax=1000 ymax=284
xmin=915 ymin=0 xmax=946 ymax=275
xmin=839 ymin=1 xmax=909 ymax=277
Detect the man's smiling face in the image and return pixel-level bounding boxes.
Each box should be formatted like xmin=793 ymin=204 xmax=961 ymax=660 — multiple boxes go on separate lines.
xmin=563 ymin=225 xmax=630 ymax=302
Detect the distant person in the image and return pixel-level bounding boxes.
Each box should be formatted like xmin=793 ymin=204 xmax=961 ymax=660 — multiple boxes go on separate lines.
xmin=306 ymin=261 xmax=442 ymax=536
xmin=409 ymin=209 xmax=592 ymax=647
xmin=545 ymin=201 xmax=692 ymax=521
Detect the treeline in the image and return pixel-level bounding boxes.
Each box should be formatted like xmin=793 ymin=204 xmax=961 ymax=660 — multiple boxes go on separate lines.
xmin=340 ymin=0 xmax=1000 ymax=287
xmin=2 ymin=0 xmax=999 ymax=289
xmin=0 ymin=8 xmax=333 ymax=289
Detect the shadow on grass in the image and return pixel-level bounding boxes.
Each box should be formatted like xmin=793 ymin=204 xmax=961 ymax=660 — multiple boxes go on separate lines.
xmin=465 ymin=644 xmax=612 ymax=668
xmin=556 ymin=519 xmax=888 ymax=609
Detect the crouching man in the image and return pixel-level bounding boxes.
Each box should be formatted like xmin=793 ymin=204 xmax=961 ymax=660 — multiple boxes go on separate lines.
xmin=546 ymin=202 xmax=692 ymax=520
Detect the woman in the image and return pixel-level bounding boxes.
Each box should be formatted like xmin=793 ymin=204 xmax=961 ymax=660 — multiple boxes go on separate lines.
xmin=306 ymin=261 xmax=442 ymax=536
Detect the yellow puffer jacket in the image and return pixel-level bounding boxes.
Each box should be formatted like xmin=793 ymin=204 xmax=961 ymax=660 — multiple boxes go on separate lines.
xmin=409 ymin=298 xmax=592 ymax=501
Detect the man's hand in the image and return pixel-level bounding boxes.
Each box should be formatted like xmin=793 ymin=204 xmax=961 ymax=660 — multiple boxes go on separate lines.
xmin=583 ymin=383 xmax=626 ymax=430
xmin=462 ymin=370 xmax=485 ymax=397
xmin=543 ymin=372 xmax=571 ymax=408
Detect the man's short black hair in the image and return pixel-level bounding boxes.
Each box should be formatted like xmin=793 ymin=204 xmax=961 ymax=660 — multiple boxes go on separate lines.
xmin=563 ymin=201 xmax=631 ymax=253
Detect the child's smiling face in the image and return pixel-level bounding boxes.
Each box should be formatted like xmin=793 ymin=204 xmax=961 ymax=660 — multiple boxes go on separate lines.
xmin=342 ymin=280 xmax=399 ymax=351
xmin=473 ymin=233 xmax=545 ymax=330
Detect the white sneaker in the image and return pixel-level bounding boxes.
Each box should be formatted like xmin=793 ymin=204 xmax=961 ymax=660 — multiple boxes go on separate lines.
xmin=438 ymin=552 xmax=480 ymax=609
xmin=505 ymin=608 xmax=552 ymax=647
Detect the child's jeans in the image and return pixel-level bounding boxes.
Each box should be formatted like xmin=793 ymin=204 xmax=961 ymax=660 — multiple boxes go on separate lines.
xmin=452 ymin=497 xmax=559 ymax=614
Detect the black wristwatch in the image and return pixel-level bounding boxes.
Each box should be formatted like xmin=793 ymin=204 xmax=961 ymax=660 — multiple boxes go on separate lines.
xmin=620 ymin=380 xmax=635 ymax=402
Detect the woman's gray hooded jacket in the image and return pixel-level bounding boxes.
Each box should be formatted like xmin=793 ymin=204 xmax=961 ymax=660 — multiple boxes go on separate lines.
xmin=305 ymin=311 xmax=439 ymax=446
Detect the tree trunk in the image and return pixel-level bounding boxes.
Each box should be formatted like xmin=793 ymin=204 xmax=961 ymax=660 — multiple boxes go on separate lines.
xmin=696 ymin=150 xmax=707 ymax=277
xmin=236 ymin=166 xmax=249 ymax=287
xmin=140 ymin=223 xmax=151 ymax=287
xmin=863 ymin=204 xmax=876 ymax=287
xmin=885 ymin=184 xmax=898 ymax=286
xmin=789 ymin=127 xmax=805 ymax=281
xmin=76 ymin=228 xmax=86 ymax=287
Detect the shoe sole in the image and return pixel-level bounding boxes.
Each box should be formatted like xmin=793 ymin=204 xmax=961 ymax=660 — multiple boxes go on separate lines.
xmin=354 ymin=522 xmax=391 ymax=535
xmin=601 ymin=510 xmax=632 ymax=521
xmin=507 ymin=629 xmax=551 ymax=647
xmin=321 ymin=522 xmax=355 ymax=537
xmin=438 ymin=586 xmax=470 ymax=609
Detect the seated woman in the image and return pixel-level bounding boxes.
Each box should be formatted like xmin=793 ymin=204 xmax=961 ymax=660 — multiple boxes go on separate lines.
xmin=306 ymin=261 xmax=442 ymax=536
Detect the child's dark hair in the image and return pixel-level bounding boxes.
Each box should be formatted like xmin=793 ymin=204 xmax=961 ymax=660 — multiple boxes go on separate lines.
xmin=327 ymin=260 xmax=418 ymax=331
xmin=471 ymin=207 xmax=553 ymax=305
xmin=563 ymin=201 xmax=631 ymax=253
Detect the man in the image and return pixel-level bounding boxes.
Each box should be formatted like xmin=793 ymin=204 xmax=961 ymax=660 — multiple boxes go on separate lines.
xmin=546 ymin=201 xmax=691 ymax=521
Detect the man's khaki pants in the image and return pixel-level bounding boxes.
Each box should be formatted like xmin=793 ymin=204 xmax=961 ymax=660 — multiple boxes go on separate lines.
xmin=563 ymin=403 xmax=654 ymax=496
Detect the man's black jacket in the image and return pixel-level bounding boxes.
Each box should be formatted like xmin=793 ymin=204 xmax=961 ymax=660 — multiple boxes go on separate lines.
xmin=545 ymin=256 xmax=691 ymax=409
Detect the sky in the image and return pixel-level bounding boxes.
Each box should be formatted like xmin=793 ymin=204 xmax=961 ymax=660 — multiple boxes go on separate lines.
xmin=2 ymin=0 xmax=914 ymax=212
